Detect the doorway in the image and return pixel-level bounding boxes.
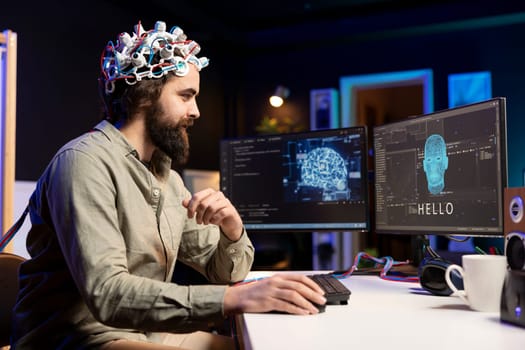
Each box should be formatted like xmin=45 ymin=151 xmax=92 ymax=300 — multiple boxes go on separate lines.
xmin=339 ymin=69 xmax=434 ymax=262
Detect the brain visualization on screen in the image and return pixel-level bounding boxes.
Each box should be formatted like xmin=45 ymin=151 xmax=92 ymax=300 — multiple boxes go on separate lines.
xmin=373 ymin=97 xmax=507 ymax=236
xmin=220 ymin=127 xmax=369 ymax=231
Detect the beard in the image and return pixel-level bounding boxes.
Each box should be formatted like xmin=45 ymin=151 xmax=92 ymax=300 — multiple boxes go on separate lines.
xmin=145 ymin=102 xmax=191 ymax=165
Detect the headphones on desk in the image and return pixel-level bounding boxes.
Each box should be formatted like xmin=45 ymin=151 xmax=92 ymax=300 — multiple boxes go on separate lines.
xmin=418 ymin=256 xmax=464 ymax=296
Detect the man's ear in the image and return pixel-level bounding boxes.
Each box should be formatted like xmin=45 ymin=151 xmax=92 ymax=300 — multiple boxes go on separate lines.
xmin=126 ymin=99 xmax=156 ymax=125
xmin=137 ymin=98 xmax=153 ymax=110
xmin=128 ymin=99 xmax=153 ymax=120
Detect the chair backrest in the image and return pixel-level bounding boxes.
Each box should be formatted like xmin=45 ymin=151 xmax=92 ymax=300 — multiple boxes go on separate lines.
xmin=0 ymin=252 xmax=25 ymax=346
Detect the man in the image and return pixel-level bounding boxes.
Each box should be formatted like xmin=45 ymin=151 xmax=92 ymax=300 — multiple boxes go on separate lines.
xmin=11 ymin=21 xmax=326 ymax=350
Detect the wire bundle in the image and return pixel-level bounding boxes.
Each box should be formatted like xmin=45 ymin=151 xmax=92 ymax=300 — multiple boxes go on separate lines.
xmin=100 ymin=20 xmax=209 ymax=95
xmin=334 ymin=251 xmax=419 ymax=282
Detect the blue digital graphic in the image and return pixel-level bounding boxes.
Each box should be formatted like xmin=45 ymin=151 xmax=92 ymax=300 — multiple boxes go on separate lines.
xmin=299 ymin=147 xmax=349 ymax=201
xmin=423 ymin=134 xmax=448 ymax=194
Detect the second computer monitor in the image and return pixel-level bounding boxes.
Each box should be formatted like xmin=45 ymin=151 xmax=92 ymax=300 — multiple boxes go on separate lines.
xmin=373 ymin=97 xmax=507 ymax=236
xmin=220 ymin=127 xmax=369 ymax=232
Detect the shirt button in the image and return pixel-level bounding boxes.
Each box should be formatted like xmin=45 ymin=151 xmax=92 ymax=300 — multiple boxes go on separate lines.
xmin=229 ymin=248 xmax=236 ymax=254
xmin=152 ymin=188 xmax=160 ymax=197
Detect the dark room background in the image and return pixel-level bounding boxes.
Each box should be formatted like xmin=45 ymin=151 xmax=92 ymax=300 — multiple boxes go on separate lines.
xmin=2 ymin=0 xmax=525 ymax=267
xmin=2 ymin=1 xmax=525 ymax=185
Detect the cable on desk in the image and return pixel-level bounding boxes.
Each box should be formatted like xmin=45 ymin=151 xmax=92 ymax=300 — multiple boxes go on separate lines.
xmin=233 ymin=251 xmax=420 ymax=286
xmin=333 ymin=252 xmax=419 ymax=283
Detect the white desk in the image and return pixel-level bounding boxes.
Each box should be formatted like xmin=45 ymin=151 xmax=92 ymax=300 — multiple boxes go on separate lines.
xmin=235 ymin=271 xmax=525 ymax=350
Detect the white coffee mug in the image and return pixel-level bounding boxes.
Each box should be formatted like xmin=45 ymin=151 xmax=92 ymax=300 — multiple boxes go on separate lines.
xmin=444 ymin=254 xmax=507 ymax=312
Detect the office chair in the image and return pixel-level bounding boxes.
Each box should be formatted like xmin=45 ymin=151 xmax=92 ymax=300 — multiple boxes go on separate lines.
xmin=0 ymin=252 xmax=25 ymax=347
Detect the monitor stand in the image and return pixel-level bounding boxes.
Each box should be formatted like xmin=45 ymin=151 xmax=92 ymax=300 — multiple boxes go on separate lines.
xmin=410 ymin=234 xmax=430 ymax=267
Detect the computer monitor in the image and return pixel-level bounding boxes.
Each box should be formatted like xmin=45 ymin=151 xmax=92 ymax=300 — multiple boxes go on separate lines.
xmin=373 ymin=97 xmax=507 ymax=237
xmin=220 ymin=127 xmax=369 ymax=232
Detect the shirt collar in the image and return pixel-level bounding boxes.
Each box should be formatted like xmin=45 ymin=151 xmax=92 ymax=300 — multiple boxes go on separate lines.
xmin=92 ymin=120 xmax=173 ymax=182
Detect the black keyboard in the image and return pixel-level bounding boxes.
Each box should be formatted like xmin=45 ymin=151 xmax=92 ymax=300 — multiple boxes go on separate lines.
xmin=308 ymin=273 xmax=351 ymax=310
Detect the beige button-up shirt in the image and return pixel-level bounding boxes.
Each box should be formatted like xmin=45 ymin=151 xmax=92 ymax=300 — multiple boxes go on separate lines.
xmin=12 ymin=121 xmax=254 ymax=349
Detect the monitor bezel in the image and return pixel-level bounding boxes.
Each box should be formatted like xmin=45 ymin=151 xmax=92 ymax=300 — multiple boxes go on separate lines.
xmin=220 ymin=126 xmax=371 ymax=233
xmin=372 ymin=97 xmax=508 ymax=237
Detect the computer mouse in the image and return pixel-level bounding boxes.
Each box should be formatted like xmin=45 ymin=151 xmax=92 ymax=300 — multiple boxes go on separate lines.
xmin=313 ymin=302 xmax=326 ymax=313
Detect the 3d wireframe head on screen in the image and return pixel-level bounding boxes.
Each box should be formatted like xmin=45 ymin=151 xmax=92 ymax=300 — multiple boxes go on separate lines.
xmin=99 ymin=20 xmax=209 ymax=123
xmin=423 ymin=134 xmax=448 ymax=195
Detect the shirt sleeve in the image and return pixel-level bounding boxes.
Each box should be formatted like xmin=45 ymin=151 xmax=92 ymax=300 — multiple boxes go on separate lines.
xmin=45 ymin=149 xmax=229 ymax=332
xmin=173 ymin=174 xmax=255 ymax=284
xmin=177 ymin=225 xmax=255 ymax=284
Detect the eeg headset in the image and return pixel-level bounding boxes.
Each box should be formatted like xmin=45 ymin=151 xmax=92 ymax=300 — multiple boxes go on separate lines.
xmin=100 ymin=20 xmax=209 ymax=95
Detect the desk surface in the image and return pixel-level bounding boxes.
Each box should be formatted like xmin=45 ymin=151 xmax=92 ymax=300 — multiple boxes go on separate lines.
xmin=236 ymin=271 xmax=525 ymax=350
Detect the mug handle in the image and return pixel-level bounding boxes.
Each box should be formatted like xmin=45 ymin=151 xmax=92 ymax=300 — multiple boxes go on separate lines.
xmin=445 ymin=264 xmax=468 ymax=305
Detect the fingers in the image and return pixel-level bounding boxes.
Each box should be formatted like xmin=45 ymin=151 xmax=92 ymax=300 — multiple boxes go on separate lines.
xmin=183 ymin=189 xmax=228 ymax=224
xmin=261 ymin=274 xmax=326 ymax=314
xmin=182 ymin=189 xmax=243 ymax=240
xmin=226 ymin=274 xmax=327 ymax=315
xmin=268 ymin=274 xmax=325 ymax=297
xmin=270 ymin=287 xmax=320 ymax=315
xmin=267 ymin=296 xmax=314 ymax=315
xmin=271 ymin=274 xmax=327 ymax=308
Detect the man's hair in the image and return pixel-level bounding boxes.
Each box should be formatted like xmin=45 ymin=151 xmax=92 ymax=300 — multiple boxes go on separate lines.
xmin=99 ymin=75 xmax=170 ymax=124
